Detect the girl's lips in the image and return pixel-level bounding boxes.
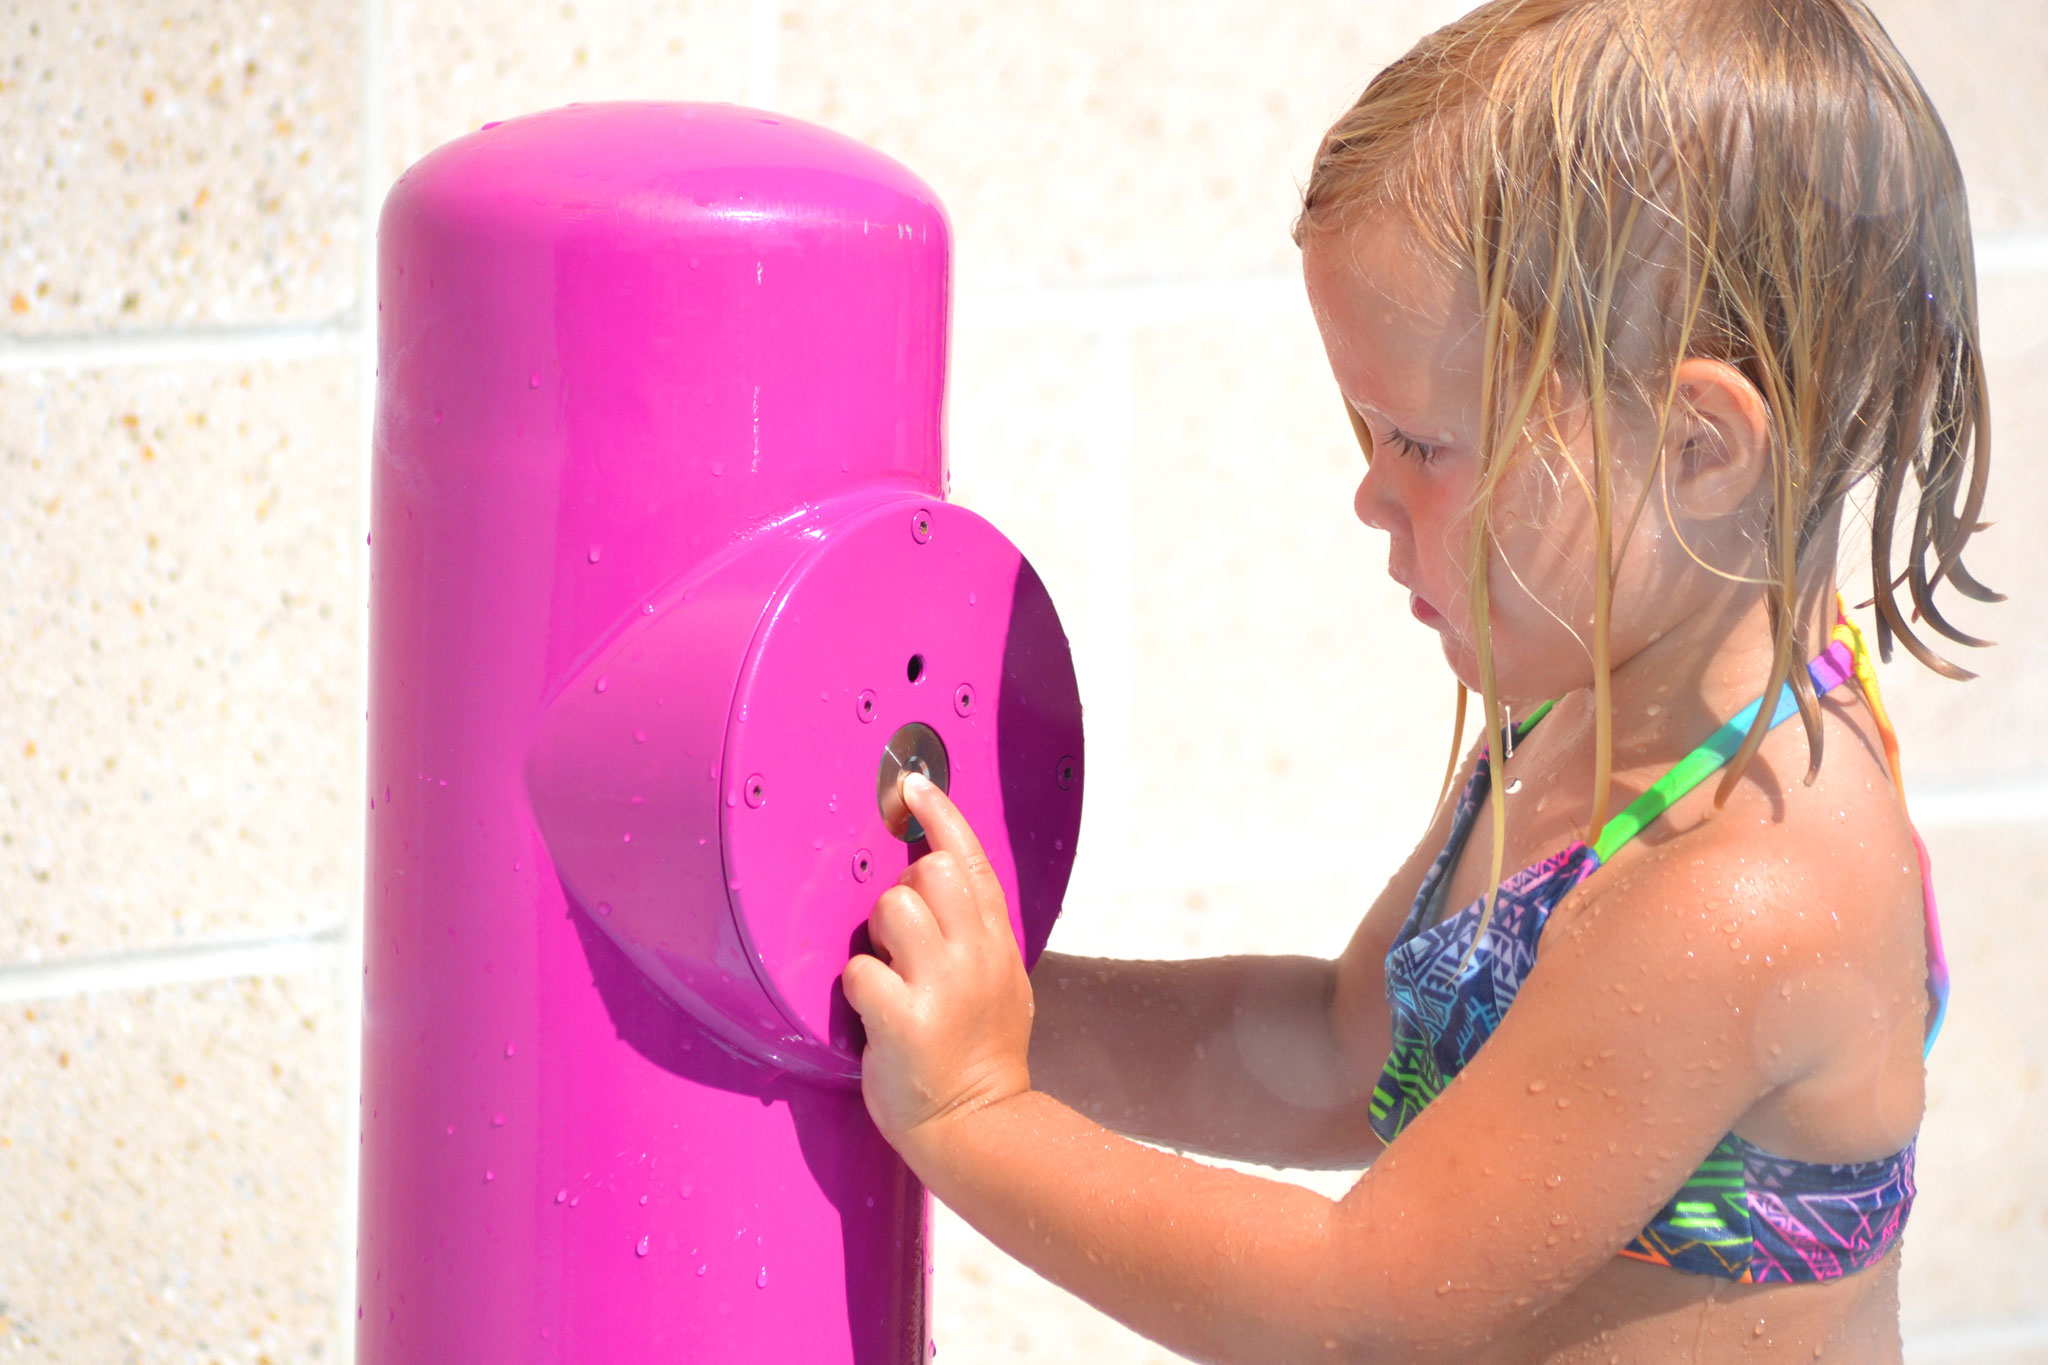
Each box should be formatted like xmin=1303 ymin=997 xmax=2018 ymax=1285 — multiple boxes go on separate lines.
xmin=1410 ymin=592 xmax=1441 ymax=625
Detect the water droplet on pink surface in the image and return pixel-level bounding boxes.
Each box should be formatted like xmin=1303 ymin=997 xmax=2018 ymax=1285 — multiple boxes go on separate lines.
xmin=711 ymin=460 xmax=725 ymax=476
xmin=597 ymin=902 xmax=612 ymax=916
xmin=556 ymin=1189 xmax=568 ymax=1204
xmin=636 ymin=1236 xmax=650 ymax=1258
xmin=529 ymin=372 xmax=541 ymax=388
xmin=681 ymin=1183 xmax=693 ymax=1198
xmin=756 ymin=1267 xmax=769 ymax=1289
xmin=622 ymin=832 xmax=632 ymax=843
xmin=513 ymin=858 xmax=522 ymax=871
xmin=492 ymin=1112 xmax=506 ymax=1127
xmin=696 ymin=1264 xmax=708 ymax=1277
xmin=640 ymin=1193 xmax=649 ymax=1205
xmin=595 ymin=675 xmax=609 ymax=693
xmin=485 ymin=1169 xmax=495 ymax=1182
xmin=634 ymin=728 xmax=647 ymax=743
xmin=445 ymin=1125 xmax=455 ymax=1136
xmin=588 ymin=545 xmax=602 ymax=564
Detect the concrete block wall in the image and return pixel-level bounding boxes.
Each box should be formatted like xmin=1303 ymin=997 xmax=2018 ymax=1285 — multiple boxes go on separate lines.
xmin=1 ymin=1 xmax=2040 ymax=1359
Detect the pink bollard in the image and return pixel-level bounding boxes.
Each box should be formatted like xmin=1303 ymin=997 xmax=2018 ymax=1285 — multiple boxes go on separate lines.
xmin=358 ymin=102 xmax=1084 ymax=1363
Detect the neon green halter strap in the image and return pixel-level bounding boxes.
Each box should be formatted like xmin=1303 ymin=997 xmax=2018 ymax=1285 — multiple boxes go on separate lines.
xmin=1506 ymin=640 xmax=1857 ymax=864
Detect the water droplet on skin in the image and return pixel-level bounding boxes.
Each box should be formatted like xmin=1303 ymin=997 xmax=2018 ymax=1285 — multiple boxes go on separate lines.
xmin=1527 ymin=1079 xmax=1547 ymax=1093
xmin=1544 ymin=1172 xmax=1564 ymax=1188
xmin=636 ymin=1236 xmax=651 ymax=1258
xmin=756 ymin=1267 xmax=769 ymax=1289
xmin=1646 ymin=703 xmax=1661 ymax=716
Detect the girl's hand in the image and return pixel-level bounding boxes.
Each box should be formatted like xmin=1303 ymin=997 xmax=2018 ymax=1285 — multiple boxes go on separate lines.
xmin=839 ymin=773 xmax=1035 ymax=1149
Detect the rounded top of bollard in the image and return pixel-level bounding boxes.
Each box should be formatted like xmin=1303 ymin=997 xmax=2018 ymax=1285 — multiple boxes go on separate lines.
xmin=388 ymin=100 xmax=948 ymax=244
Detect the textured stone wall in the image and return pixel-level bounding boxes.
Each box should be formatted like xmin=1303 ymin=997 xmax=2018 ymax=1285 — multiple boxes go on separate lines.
xmin=2 ymin=1 xmax=2041 ymax=1359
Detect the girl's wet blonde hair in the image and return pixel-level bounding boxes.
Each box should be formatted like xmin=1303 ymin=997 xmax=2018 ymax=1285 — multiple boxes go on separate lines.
xmin=1297 ymin=0 xmax=1996 ymax=933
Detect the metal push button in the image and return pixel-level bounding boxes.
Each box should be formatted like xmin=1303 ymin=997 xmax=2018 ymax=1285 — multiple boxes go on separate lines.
xmin=875 ymin=721 xmax=951 ymax=842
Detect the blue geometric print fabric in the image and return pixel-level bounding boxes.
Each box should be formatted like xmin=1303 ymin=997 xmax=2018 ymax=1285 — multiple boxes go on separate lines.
xmin=1367 ymin=775 xmax=1599 ymax=1139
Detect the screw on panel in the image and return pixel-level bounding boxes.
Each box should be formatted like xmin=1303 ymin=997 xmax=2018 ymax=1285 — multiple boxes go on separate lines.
xmin=744 ymin=774 xmax=767 ymax=808
xmin=911 ymin=509 xmax=933 ymax=544
xmin=1055 ymin=756 xmax=1076 ymax=790
xmin=953 ymin=683 xmax=975 ymax=717
xmin=852 ymin=849 xmax=873 ymax=883
xmin=856 ymin=690 xmax=878 ymax=723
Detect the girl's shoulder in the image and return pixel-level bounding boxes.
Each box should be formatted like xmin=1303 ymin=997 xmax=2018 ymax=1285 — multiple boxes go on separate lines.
xmin=1547 ymin=693 xmax=1930 ymax=1156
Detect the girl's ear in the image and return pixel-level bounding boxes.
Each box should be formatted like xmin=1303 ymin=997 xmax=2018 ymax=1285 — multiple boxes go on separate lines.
xmin=1664 ymin=358 xmax=1770 ymax=519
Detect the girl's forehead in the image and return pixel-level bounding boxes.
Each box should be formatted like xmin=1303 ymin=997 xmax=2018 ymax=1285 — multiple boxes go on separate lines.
xmin=1302 ymin=220 xmax=1483 ymax=430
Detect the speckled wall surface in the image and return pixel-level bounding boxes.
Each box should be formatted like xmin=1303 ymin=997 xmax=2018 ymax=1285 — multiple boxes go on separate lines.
xmin=2 ymin=1 xmax=2043 ymax=1360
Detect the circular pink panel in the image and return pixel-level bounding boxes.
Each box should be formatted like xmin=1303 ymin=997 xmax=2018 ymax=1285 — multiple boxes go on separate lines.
xmin=720 ymin=497 xmax=1083 ymax=1068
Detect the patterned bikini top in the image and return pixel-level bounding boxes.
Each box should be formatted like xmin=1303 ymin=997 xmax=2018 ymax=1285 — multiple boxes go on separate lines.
xmin=1370 ymin=614 xmax=1950 ymax=1284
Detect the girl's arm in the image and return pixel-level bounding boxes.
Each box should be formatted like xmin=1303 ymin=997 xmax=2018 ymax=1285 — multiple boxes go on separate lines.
xmin=1022 ymin=754 xmax=1478 ymax=1170
xmin=1025 ymin=951 xmax=1376 ymax=1169
xmin=843 ymin=773 xmax=1861 ymax=1362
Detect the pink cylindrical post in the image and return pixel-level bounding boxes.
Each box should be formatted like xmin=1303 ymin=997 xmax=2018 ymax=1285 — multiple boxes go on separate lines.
xmin=359 ymin=103 xmax=1083 ymax=1363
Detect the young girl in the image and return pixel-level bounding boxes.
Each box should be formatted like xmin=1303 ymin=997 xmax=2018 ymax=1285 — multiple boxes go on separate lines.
xmin=839 ymin=0 xmax=1995 ymax=1358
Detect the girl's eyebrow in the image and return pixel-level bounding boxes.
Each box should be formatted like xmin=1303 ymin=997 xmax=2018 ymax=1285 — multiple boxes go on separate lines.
xmin=1345 ymin=393 xmax=1457 ymax=447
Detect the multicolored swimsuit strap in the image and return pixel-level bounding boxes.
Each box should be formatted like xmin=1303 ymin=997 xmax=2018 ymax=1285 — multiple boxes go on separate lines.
xmin=1571 ymin=602 xmax=1947 ymax=1043
xmin=1829 ymin=602 xmax=1951 ymax=1048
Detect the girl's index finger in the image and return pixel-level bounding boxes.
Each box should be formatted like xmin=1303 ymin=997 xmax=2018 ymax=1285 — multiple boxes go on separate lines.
xmin=901 ymin=773 xmax=998 ymax=892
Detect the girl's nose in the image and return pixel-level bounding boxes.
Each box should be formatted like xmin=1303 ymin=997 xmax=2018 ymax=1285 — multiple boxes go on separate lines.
xmin=1354 ymin=463 xmax=1399 ymax=535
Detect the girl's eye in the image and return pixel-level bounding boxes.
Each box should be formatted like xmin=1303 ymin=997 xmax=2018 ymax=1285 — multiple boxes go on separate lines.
xmin=1384 ymin=428 xmax=1439 ymax=464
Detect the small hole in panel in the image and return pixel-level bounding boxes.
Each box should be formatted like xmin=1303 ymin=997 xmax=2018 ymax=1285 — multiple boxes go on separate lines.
xmin=906 ymin=654 xmax=925 ymax=683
